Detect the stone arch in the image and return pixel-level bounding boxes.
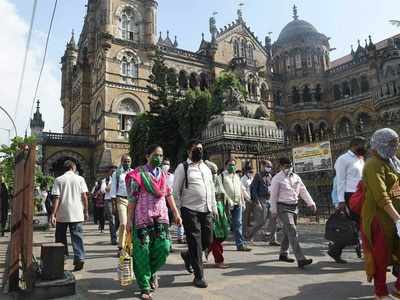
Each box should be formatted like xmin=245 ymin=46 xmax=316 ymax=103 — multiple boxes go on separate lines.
xmin=44 ymin=150 xmax=90 ymax=179
xmin=115 ymin=4 xmax=143 ymax=41
xmin=111 ymin=93 xmax=145 ymax=113
xmin=351 ymin=78 xmax=360 ymax=96
xmin=189 ymin=73 xmax=198 ymax=89
xmin=178 ymin=70 xmax=188 ymax=89
xmin=336 ymin=116 xmax=352 ymax=137
xmin=199 ymin=72 xmax=209 ymax=90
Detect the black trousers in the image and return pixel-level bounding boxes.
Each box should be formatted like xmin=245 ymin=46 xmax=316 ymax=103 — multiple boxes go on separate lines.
xmin=329 ymin=192 xmax=360 ymax=257
xmin=96 ymin=207 xmax=105 ymax=231
xmin=181 ymin=207 xmax=213 ymax=279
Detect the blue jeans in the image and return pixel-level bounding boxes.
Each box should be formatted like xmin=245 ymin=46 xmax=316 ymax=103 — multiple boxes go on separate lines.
xmin=55 ymin=222 xmax=85 ymax=263
xmin=231 ymin=205 xmax=245 ymax=248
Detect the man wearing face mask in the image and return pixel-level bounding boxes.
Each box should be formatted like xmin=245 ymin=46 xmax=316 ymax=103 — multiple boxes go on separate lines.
xmin=173 ymin=140 xmax=217 ymax=288
xmin=328 ymin=136 xmax=366 ymax=264
xmin=270 ymin=157 xmax=316 ymax=269
xmin=111 ymin=154 xmax=132 ymax=255
xmin=247 ymin=160 xmax=279 ymax=246
xmin=221 ymin=159 xmax=252 ymax=252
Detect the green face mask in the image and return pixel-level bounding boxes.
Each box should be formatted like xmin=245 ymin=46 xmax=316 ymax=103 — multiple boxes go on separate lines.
xmin=151 ymin=156 xmax=162 ymax=167
xmin=227 ymin=165 xmax=236 ymax=174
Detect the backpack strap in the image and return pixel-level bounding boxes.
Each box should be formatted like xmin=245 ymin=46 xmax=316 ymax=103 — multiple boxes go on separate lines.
xmin=183 ymin=161 xmax=189 ymax=189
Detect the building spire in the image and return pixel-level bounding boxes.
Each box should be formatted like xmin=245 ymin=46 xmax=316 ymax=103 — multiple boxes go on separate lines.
xmin=293 ymin=5 xmax=299 ymax=20
xmin=237 ymin=3 xmax=244 ymax=22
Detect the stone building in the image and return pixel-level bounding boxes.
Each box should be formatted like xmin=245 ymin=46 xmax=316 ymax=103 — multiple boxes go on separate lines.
xmin=36 ymin=1 xmax=400 ymax=182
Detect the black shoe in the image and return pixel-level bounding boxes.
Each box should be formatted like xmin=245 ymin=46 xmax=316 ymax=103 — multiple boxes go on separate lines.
xmin=237 ymin=245 xmax=252 ymax=252
xmin=111 ymin=240 xmax=117 ymax=246
xmin=298 ymin=258 xmax=313 ymax=269
xmin=279 ymin=255 xmax=295 ymax=263
xmin=269 ymin=241 xmax=281 ymax=247
xmin=327 ymin=250 xmax=347 ymax=264
xmin=355 ymin=244 xmax=362 ymax=258
xmin=73 ymin=260 xmax=84 ymax=271
xmin=181 ymin=252 xmax=193 ymax=274
xmin=193 ymin=278 xmax=208 ymax=288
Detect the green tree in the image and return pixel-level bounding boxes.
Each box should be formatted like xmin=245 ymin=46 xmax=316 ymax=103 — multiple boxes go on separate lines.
xmin=0 ymin=136 xmax=36 ymax=188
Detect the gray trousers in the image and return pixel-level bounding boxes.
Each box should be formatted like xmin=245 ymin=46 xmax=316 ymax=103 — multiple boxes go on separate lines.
xmin=278 ymin=204 xmax=305 ymax=261
xmin=247 ymin=201 xmax=277 ymax=242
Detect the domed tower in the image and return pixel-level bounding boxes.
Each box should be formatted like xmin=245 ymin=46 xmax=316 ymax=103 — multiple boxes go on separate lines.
xmin=272 ymin=6 xmax=330 ymax=107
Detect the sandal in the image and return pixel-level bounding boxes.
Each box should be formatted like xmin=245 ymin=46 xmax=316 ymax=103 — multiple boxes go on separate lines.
xmin=150 ymin=275 xmax=159 ymax=290
xmin=141 ymin=291 xmax=153 ymax=300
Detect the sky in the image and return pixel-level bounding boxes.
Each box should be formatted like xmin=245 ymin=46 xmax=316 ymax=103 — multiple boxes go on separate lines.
xmin=0 ymin=0 xmax=399 ymax=145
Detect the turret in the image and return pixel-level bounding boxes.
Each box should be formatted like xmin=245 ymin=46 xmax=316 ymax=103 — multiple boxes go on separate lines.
xmin=142 ymin=0 xmax=158 ymax=46
xmin=30 ymin=100 xmax=45 ymax=137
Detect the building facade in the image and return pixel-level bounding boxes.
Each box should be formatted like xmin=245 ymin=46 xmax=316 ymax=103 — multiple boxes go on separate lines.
xmin=37 ymin=0 xmax=400 ymax=183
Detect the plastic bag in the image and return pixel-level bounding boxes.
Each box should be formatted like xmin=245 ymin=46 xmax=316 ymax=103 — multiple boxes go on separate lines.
xmin=118 ymin=233 xmax=134 ymax=286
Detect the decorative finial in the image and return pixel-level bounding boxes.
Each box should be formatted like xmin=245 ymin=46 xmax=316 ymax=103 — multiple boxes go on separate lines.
xmin=167 ymin=30 xmax=170 ymax=38
xmin=358 ymin=39 xmax=361 ymax=46
xmin=36 ymin=99 xmax=40 ymax=110
xmin=351 ymin=45 xmax=354 ymax=55
xmin=174 ymin=35 xmax=178 ymax=47
xmin=237 ymin=3 xmax=244 ymax=21
xmin=71 ymin=29 xmax=74 ymax=39
xmin=293 ymin=5 xmax=299 ymax=20
xmin=201 ymin=33 xmax=205 ymax=41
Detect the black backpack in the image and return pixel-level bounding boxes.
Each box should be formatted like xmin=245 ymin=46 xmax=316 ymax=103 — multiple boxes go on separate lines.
xmin=325 ymin=210 xmax=358 ymax=246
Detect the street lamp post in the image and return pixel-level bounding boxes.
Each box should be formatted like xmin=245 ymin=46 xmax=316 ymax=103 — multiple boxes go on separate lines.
xmin=0 ymin=105 xmax=18 ymax=138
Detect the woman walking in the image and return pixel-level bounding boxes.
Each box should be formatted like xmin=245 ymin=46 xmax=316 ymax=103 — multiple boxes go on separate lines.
xmin=361 ymin=128 xmax=400 ymax=300
xmin=205 ymin=160 xmax=232 ymax=268
xmin=126 ymin=145 xmax=182 ymax=300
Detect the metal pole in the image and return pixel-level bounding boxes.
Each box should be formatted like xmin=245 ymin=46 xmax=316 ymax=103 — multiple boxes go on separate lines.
xmin=0 ymin=106 xmax=18 ymax=138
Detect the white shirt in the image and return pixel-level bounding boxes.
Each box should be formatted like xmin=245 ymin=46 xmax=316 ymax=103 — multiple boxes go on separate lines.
xmin=167 ymin=173 xmax=175 ymax=192
xmin=221 ymin=171 xmax=245 ymax=206
xmin=110 ymin=168 xmax=130 ymax=198
xmin=270 ymin=171 xmax=315 ymax=215
xmin=334 ymin=150 xmax=365 ymax=203
xmin=173 ymin=159 xmax=217 ymax=214
xmin=101 ymin=176 xmax=112 ymax=200
xmin=240 ymin=174 xmax=253 ymax=201
xmin=51 ymin=170 xmax=89 ymax=223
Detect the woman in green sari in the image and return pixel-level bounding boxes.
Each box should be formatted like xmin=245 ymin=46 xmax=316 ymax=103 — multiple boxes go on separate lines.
xmin=205 ymin=160 xmax=232 ymax=268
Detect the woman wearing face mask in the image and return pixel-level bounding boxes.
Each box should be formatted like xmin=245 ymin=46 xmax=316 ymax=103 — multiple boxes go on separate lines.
xmin=361 ymin=128 xmax=400 ymax=300
xmin=125 ymin=145 xmax=182 ymax=300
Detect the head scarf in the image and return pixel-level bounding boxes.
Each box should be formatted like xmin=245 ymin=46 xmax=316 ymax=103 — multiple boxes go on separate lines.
xmin=370 ymin=128 xmax=400 ymax=174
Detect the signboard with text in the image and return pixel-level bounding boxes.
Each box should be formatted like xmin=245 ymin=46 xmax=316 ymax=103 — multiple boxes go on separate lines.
xmin=292 ymin=141 xmax=333 ymax=173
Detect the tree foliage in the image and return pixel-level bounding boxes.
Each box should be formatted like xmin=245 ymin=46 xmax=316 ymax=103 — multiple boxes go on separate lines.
xmin=129 ymin=52 xmax=246 ymax=167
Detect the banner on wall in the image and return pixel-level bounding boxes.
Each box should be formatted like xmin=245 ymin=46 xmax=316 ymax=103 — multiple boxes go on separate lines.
xmin=292 ymin=141 xmax=333 ymax=173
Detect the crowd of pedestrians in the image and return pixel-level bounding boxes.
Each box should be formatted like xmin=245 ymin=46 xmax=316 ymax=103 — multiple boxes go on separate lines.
xmin=4 ymin=128 xmax=400 ymax=300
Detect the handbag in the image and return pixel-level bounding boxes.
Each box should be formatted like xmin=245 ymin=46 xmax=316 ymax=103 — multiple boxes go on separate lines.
xmin=325 ymin=210 xmax=359 ymax=246
xmin=349 ymin=181 xmax=365 ymax=216
xmin=118 ymin=233 xmax=134 ymax=286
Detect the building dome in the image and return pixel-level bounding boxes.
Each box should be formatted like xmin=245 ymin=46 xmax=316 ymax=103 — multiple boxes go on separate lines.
xmin=277 ymin=19 xmax=319 ymax=43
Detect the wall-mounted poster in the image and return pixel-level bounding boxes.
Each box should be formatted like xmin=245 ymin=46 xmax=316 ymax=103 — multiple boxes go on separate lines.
xmin=292 ymin=141 xmax=333 ymax=173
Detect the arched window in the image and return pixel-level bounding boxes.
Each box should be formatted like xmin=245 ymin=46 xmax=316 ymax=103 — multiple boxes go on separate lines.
xmin=361 ymin=75 xmax=370 ymax=93
xmin=315 ymin=84 xmax=322 ymax=102
xmin=241 ymin=40 xmax=247 ymax=58
xmin=336 ymin=117 xmax=352 ymax=137
xmin=118 ymin=98 xmax=140 ymax=132
xmin=342 ymin=81 xmax=351 ymax=97
xmin=356 ymin=112 xmax=370 ymax=132
xmin=351 ymin=78 xmax=360 ymax=96
xmin=199 ymin=73 xmax=209 ymax=90
xmin=260 ymin=83 xmax=268 ymax=100
xmin=178 ymin=71 xmax=188 ymax=89
xmin=121 ymin=8 xmax=137 ymax=41
xmin=333 ymin=84 xmax=341 ymax=100
xmin=166 ymin=68 xmax=178 ymax=87
xmin=251 ymin=80 xmax=257 ymax=97
xmin=233 ymin=40 xmax=240 ymax=58
xmin=119 ymin=51 xmax=139 ymax=79
xmin=303 ymin=85 xmax=312 ymax=102
xmin=189 ymin=73 xmax=198 ymax=89
xmin=293 ymin=125 xmax=304 ymax=143
xmin=247 ymin=44 xmax=254 ymax=60
xmin=292 ymin=87 xmax=300 ymax=104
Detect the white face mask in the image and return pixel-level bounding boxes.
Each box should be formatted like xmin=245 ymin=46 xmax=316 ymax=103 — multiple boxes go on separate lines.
xmin=162 ymin=165 xmax=170 ymax=173
xmin=265 ymin=167 xmax=272 ymax=173
xmin=283 ymin=167 xmax=293 ymax=176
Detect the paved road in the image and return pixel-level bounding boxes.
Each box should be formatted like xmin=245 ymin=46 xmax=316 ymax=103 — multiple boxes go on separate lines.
xmin=0 ymin=223 xmax=391 ymax=300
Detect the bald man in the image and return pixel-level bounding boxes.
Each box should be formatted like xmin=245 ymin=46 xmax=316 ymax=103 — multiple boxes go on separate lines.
xmin=111 ymin=154 xmax=132 ymax=254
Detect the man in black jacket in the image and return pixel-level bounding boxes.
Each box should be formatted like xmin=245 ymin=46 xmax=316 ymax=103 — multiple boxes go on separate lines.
xmin=247 ymin=160 xmax=279 ymax=246
xmin=0 ymin=176 xmax=9 ymax=236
